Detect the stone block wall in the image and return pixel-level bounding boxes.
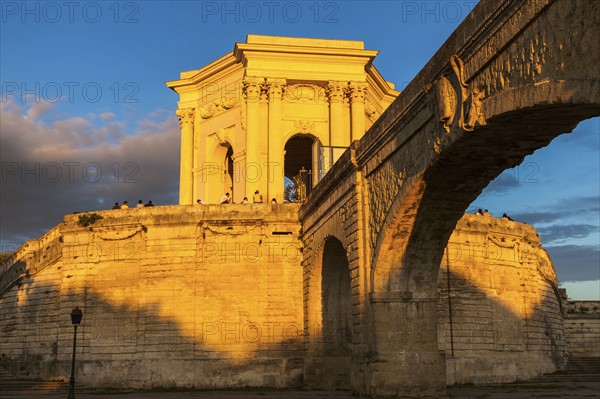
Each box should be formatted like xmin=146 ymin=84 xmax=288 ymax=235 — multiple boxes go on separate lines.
xmin=1 ymin=209 xmax=569 ymax=389
xmin=438 ymin=215 xmax=567 ymax=384
xmin=299 ymin=151 xmax=368 ymax=390
xmin=562 ymin=300 xmax=600 ymax=357
xmin=0 ymin=204 xmax=304 ymax=389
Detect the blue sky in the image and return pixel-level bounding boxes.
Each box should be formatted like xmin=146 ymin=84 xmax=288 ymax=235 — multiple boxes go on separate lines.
xmin=1 ymin=1 xmax=598 ymax=299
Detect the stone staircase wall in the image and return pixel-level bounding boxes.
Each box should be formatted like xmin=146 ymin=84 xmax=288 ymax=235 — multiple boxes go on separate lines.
xmin=563 ymin=300 xmax=600 ymax=357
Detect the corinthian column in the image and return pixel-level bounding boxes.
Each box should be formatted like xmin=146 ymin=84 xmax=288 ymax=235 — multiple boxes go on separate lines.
xmin=265 ymin=78 xmax=285 ymax=203
xmin=348 ymin=82 xmax=367 ymax=141
xmin=243 ymin=77 xmax=262 ymax=201
xmin=327 ymin=81 xmax=346 ymax=147
xmin=176 ymin=107 xmax=195 ymax=205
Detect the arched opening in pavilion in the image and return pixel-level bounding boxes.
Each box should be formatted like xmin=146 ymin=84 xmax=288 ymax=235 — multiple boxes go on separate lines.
xmin=284 ymin=134 xmax=317 ymax=202
xmin=224 ymin=145 xmax=234 ymax=199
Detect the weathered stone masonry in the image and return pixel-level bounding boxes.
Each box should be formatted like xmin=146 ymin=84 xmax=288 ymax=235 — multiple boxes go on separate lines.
xmin=561 ymin=295 xmax=600 ymax=357
xmin=1 ymin=208 xmax=566 ymax=390
xmin=437 ymin=215 xmax=566 ymax=385
xmin=1 ymin=0 xmax=598 ymax=397
xmin=1 ymin=205 xmax=305 ymax=388
xmin=299 ymin=0 xmax=599 ymax=396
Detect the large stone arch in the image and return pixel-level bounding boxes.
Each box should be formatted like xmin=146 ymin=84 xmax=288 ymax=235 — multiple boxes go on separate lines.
xmin=373 ymin=0 xmax=600 ymax=299
xmin=374 ymin=104 xmax=599 ymax=298
xmin=304 ymin=234 xmax=353 ymax=389
xmin=365 ymin=1 xmax=599 ymax=396
xmin=296 ymin=1 xmax=600 ymax=396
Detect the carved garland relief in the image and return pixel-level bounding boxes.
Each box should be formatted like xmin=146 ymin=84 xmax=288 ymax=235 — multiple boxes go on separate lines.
xmin=195 ymin=221 xmax=268 ymax=262
xmin=199 ymin=96 xmax=238 ymax=119
xmin=285 ymin=84 xmax=326 ymax=103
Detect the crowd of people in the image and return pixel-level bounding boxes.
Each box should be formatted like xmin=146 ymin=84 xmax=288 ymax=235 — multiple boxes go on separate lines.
xmin=474 ymin=208 xmax=513 ymax=221
xmin=110 ymin=198 xmax=514 ymax=218
xmin=110 ymin=190 xmax=280 ymax=210
xmin=210 ymin=190 xmax=277 ymax=205
xmin=111 ymin=200 xmax=154 ymax=209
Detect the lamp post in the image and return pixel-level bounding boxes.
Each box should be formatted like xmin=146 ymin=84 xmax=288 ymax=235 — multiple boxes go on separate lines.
xmin=67 ymin=307 xmax=83 ymax=399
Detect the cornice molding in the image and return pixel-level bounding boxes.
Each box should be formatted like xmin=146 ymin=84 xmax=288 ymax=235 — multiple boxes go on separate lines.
xmin=166 ymin=52 xmax=241 ymax=91
xmin=235 ymin=42 xmax=378 ymax=60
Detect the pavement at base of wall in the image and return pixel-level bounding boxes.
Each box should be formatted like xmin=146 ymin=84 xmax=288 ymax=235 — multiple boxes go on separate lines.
xmin=2 ymin=357 xmax=600 ymax=399
xmin=1 ymin=380 xmax=599 ymax=399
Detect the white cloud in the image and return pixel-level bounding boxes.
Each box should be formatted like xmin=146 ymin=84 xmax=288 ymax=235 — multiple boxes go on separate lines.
xmin=26 ymin=101 xmax=53 ymax=119
xmin=100 ymin=112 xmax=116 ymax=121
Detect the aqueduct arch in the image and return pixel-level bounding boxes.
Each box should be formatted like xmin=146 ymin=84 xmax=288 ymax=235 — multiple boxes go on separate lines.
xmin=300 ymin=0 xmax=600 ymax=396
xmin=304 ymin=235 xmax=354 ymax=389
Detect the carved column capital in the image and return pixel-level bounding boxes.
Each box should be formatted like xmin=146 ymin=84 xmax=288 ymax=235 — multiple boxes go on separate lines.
xmin=348 ymin=82 xmax=367 ymax=103
xmin=242 ymin=77 xmax=263 ymax=102
xmin=176 ymin=108 xmax=195 ymax=127
xmin=326 ymin=81 xmax=346 ymax=103
xmin=265 ymin=78 xmax=286 ymax=101
xmin=260 ymin=82 xmax=269 ymax=103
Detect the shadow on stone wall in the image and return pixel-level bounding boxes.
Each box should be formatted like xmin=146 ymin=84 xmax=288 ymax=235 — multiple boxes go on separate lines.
xmin=1 ymin=205 xmax=305 ymax=389
xmin=438 ymin=268 xmax=566 ymax=385
xmin=1 ymin=277 xmax=304 ymax=388
xmin=0 ymin=209 xmax=571 ymax=390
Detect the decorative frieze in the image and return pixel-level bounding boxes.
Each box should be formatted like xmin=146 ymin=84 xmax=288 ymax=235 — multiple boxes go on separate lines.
xmin=285 ymin=84 xmax=326 ymax=103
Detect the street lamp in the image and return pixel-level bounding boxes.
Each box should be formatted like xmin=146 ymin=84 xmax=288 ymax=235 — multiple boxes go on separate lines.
xmin=67 ymin=307 xmax=83 ymax=399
